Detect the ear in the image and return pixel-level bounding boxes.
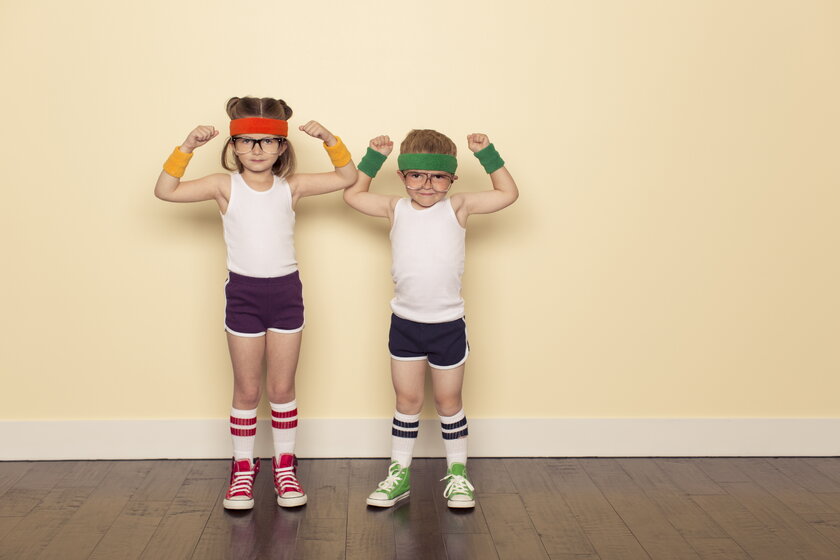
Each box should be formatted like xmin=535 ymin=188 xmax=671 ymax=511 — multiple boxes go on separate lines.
xmin=395 ymin=170 xmax=404 ymax=180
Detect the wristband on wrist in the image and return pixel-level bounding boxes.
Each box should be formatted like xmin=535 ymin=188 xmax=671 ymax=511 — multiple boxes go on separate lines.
xmin=474 ymin=143 xmax=505 ymax=174
xmin=163 ymin=146 xmax=194 ymax=178
xmin=357 ymin=147 xmax=388 ymax=178
xmin=323 ymin=136 xmax=352 ymax=167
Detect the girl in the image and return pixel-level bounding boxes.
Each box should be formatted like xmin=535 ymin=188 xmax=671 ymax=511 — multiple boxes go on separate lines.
xmin=154 ymin=96 xmax=356 ymax=509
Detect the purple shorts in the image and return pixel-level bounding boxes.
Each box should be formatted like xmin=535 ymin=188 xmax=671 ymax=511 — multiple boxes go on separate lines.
xmin=224 ymin=271 xmax=304 ymax=337
xmin=389 ymin=314 xmax=469 ymax=370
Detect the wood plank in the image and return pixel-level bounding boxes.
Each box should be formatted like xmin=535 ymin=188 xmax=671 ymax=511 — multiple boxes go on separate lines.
xmin=394 ymin=458 xmax=447 ymax=560
xmin=467 ymin=458 xmax=516 ymax=494
xmin=480 ymin=493 xmax=549 ymax=560
xmin=769 ymin=458 xmax=840 ymax=493
xmin=0 ymin=461 xmax=71 ymax=516
xmin=694 ymin=459 xmax=752 ymax=484
xmin=131 ymin=459 xmax=194 ymax=502
xmin=550 ymin=460 xmax=649 ymax=560
xmin=39 ymin=461 xmax=156 ymax=560
xmin=733 ymin=458 xmax=836 ymax=515
xmin=140 ymin=477 xmax=224 ymax=559
xmin=89 ymin=500 xmax=171 ymax=560
xmin=295 ymin=517 xmax=346 ymax=560
xmin=657 ymin=459 xmax=726 ymax=495
xmin=690 ymin=494 xmax=800 ymax=559
xmin=346 ymin=458 xmax=395 ymax=560
xmin=0 ymin=462 xmax=32 ymax=500
xmin=582 ymin=459 xmax=699 ymax=560
xmin=619 ymin=459 xmax=748 ymax=559
xmin=721 ymin=480 xmax=840 ymax=560
xmin=505 ymin=458 xmax=598 ymax=558
xmin=302 ymin=459 xmax=349 ymax=520
xmin=443 ymin=533 xmax=500 ymax=560
xmin=806 ymin=458 xmax=840 ymax=485
xmin=519 ymin=492 xmax=599 ymax=560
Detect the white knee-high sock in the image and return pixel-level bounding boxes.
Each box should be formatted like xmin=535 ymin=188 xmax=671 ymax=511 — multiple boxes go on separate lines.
xmin=391 ymin=411 xmax=421 ymax=468
xmin=230 ymin=407 xmax=258 ymax=461
xmin=440 ymin=409 xmax=468 ymax=467
xmin=270 ymin=400 xmax=298 ymax=457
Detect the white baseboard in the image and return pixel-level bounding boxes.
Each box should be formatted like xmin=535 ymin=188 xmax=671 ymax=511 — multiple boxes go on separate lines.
xmin=1 ymin=418 xmax=838 ymax=460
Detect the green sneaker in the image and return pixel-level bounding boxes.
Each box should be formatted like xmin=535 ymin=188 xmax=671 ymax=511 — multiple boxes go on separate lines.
xmin=366 ymin=461 xmax=411 ymax=507
xmin=442 ymin=463 xmax=475 ymax=508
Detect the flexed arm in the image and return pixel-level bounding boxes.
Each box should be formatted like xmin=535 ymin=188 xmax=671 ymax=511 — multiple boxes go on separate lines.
xmin=452 ymin=133 xmax=519 ymax=218
xmin=154 ymin=125 xmax=227 ymax=204
xmin=288 ymin=121 xmax=357 ymax=199
xmin=343 ymin=135 xmax=400 ymax=219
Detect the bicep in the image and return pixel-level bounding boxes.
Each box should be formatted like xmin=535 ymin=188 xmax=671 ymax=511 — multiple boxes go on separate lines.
xmin=158 ymin=173 xmax=226 ymax=204
xmin=456 ymin=190 xmax=518 ymax=216
xmin=290 ymin=172 xmax=350 ymax=199
xmin=345 ymin=191 xmax=397 ymax=219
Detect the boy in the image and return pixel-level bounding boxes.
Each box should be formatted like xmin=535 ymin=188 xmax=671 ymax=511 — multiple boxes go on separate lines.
xmin=343 ymin=129 xmax=518 ymax=508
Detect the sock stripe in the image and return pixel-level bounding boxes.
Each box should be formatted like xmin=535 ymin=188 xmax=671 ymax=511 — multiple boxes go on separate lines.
xmin=393 ymin=418 xmax=420 ymax=429
xmin=392 ymin=428 xmax=419 ymax=439
xmin=271 ymin=409 xmax=298 ymax=419
xmin=442 ymin=427 xmax=469 ymax=440
xmin=272 ymin=419 xmax=298 ymax=430
xmin=231 ymin=427 xmax=257 ymax=437
xmin=230 ymin=416 xmax=257 ymax=426
xmin=440 ymin=417 xmax=467 ymax=430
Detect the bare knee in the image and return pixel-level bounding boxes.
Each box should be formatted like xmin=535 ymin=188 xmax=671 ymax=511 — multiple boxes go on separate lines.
xmin=267 ymin=384 xmax=295 ymax=405
xmin=233 ymin=384 xmax=262 ymax=410
xmin=396 ymin=392 xmax=424 ymax=415
xmin=435 ymin=396 xmax=463 ymax=417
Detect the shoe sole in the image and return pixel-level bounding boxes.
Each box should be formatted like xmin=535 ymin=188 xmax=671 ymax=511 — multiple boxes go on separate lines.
xmin=447 ymin=499 xmax=475 ymax=508
xmin=277 ymin=495 xmax=307 ymax=507
xmin=223 ymin=498 xmax=255 ymax=510
xmin=366 ymin=491 xmax=410 ymax=507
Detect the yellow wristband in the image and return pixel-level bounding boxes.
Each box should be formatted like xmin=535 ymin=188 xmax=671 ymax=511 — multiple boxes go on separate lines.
xmin=162 ymin=146 xmax=194 ymax=178
xmin=323 ymin=136 xmax=351 ymax=167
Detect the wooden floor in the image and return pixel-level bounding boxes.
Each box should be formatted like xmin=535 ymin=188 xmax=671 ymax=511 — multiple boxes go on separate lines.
xmin=3 ymin=458 xmax=840 ymax=559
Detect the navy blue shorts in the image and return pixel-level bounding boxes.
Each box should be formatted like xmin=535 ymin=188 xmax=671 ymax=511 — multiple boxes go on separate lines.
xmin=224 ymin=271 xmax=304 ymax=337
xmin=389 ymin=314 xmax=469 ymax=370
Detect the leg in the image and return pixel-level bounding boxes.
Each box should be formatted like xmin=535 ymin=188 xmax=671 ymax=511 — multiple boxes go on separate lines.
xmin=366 ymin=358 xmax=425 ymax=508
xmin=431 ymin=364 xmax=475 ymax=508
xmin=227 ymin=332 xmax=267 ymax=409
xmin=265 ymin=330 xmax=306 ymax=507
xmin=224 ymin=332 xmax=266 ymax=510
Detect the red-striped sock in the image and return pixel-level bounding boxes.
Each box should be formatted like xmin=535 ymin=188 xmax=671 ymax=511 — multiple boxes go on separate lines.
xmin=270 ymin=400 xmax=298 ymax=457
xmin=230 ymin=407 xmax=257 ymax=461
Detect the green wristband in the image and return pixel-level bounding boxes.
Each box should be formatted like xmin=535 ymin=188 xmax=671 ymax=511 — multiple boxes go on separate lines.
xmin=358 ymin=147 xmax=388 ymax=178
xmin=474 ymin=143 xmax=505 ymax=174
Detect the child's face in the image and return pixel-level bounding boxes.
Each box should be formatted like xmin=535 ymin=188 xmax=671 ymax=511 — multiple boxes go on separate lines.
xmin=398 ymin=169 xmax=457 ymax=208
xmin=232 ymin=133 xmax=287 ymax=173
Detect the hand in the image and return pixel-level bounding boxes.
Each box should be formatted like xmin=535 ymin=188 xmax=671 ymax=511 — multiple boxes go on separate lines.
xmin=181 ymin=126 xmax=219 ymax=153
xmin=369 ymin=135 xmax=393 ymax=156
xmin=299 ymin=120 xmax=337 ymax=146
xmin=467 ymin=133 xmax=490 ymax=153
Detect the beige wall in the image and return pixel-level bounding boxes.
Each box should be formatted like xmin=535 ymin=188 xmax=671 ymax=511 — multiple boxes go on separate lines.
xmin=1 ymin=1 xmax=838 ymax=421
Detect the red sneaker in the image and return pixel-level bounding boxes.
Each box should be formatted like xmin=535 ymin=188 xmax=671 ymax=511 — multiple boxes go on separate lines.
xmin=223 ymin=458 xmax=260 ymax=510
xmin=273 ymin=454 xmax=307 ymax=507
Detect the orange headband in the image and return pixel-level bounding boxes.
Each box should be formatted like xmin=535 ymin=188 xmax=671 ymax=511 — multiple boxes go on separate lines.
xmin=230 ymin=117 xmax=288 ymax=137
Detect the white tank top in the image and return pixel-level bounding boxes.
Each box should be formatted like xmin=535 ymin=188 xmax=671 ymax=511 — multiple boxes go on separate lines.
xmin=390 ymin=198 xmax=466 ymax=323
xmin=222 ymin=173 xmax=297 ymax=278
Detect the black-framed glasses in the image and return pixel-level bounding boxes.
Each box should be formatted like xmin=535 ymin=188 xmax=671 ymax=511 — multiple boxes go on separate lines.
xmin=400 ymin=171 xmax=456 ymax=192
xmin=232 ymin=136 xmax=287 ymax=154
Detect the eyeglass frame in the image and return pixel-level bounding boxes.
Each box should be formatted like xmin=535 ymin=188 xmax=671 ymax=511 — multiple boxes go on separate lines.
xmin=399 ymin=170 xmax=458 ymax=192
xmin=230 ymin=135 xmax=288 ymax=155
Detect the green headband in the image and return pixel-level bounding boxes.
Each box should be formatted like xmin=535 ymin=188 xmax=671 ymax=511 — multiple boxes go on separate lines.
xmin=397 ymin=153 xmax=457 ymax=174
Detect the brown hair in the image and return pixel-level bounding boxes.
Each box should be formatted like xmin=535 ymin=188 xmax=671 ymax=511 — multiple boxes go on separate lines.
xmin=221 ymin=96 xmax=296 ymax=177
xmin=400 ymin=129 xmax=457 ymax=156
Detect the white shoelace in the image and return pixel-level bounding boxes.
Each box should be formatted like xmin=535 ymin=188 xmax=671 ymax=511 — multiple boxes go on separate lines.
xmin=274 ymin=466 xmax=302 ymax=493
xmin=441 ymin=473 xmax=475 ymax=498
xmin=229 ymin=469 xmax=256 ymax=496
xmin=378 ymin=465 xmax=405 ymax=491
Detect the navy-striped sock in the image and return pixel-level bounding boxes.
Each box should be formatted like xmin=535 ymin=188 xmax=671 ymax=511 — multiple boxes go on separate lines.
xmin=391 ymin=411 xmax=420 ymax=468
xmin=440 ymin=409 xmax=468 ymax=467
